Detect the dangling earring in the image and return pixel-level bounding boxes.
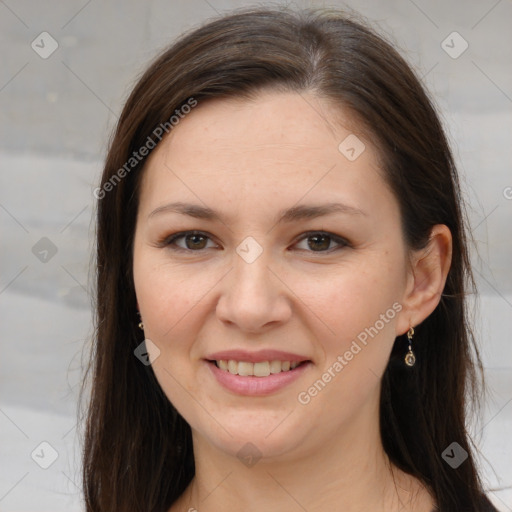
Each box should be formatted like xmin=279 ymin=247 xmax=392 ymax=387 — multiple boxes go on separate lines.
xmin=405 ymin=327 xmax=416 ymax=367
xmin=137 ymin=311 xmax=144 ymax=331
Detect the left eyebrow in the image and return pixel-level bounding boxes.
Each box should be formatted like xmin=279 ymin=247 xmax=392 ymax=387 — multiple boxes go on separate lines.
xmin=276 ymin=203 xmax=367 ymax=223
xmin=147 ymin=201 xmax=367 ymax=223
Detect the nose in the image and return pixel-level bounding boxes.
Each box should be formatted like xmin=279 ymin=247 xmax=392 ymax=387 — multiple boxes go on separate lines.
xmin=215 ymin=249 xmax=293 ymax=333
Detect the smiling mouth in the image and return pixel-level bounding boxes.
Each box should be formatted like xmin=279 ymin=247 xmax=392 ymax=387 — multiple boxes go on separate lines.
xmin=210 ymin=359 xmax=309 ymax=377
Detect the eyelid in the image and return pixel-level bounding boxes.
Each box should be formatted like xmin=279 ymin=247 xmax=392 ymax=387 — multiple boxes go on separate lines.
xmin=158 ymin=230 xmax=350 ymax=253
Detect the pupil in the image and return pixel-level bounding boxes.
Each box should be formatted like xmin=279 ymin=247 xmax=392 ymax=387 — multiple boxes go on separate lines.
xmin=309 ymin=234 xmax=330 ymax=251
xmin=186 ymin=234 xmax=206 ymax=250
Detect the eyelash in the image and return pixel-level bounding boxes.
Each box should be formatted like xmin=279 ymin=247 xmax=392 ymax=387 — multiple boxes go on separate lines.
xmin=158 ymin=230 xmax=350 ymax=254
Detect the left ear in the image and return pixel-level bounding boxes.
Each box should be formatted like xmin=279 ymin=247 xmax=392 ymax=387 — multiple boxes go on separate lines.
xmin=396 ymin=224 xmax=452 ymax=336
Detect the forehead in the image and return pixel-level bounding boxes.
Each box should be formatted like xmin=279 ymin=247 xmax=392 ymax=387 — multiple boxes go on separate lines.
xmin=137 ymin=91 xmax=393 ymax=222
xmin=157 ymin=91 xmax=364 ymax=162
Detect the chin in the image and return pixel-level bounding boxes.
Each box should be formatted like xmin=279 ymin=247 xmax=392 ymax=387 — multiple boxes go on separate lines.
xmin=192 ymin=408 xmax=310 ymax=462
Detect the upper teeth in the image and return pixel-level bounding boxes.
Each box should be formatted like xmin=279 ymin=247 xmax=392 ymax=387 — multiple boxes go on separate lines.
xmin=216 ymin=360 xmax=300 ymax=377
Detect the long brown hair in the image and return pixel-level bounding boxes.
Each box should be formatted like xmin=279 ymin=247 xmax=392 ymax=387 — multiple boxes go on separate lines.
xmin=81 ymin=7 xmax=496 ymax=511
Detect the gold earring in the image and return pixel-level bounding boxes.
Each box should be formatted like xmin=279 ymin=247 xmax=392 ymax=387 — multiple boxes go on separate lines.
xmin=405 ymin=327 xmax=416 ymax=367
xmin=137 ymin=312 xmax=144 ymax=331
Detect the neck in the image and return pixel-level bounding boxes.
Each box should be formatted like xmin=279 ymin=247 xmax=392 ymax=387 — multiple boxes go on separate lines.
xmin=173 ymin=397 xmax=433 ymax=512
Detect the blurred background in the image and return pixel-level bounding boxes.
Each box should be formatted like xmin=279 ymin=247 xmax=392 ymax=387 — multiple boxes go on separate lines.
xmin=0 ymin=1 xmax=511 ymax=510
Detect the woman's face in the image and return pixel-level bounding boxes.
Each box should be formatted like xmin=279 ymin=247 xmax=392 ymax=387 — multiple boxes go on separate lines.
xmin=133 ymin=91 xmax=413 ymax=461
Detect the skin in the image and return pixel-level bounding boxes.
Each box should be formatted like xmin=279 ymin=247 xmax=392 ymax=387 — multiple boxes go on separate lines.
xmin=132 ymin=91 xmax=452 ymax=512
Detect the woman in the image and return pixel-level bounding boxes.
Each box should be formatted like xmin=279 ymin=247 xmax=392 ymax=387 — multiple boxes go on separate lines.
xmin=82 ymin=7 xmax=499 ymax=511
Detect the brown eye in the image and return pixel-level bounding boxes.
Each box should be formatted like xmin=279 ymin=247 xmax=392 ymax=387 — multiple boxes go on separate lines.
xmin=294 ymin=232 xmax=348 ymax=253
xmin=184 ymin=233 xmax=208 ymax=250
xmin=307 ymin=234 xmax=332 ymax=251
xmin=161 ymin=231 xmax=217 ymax=252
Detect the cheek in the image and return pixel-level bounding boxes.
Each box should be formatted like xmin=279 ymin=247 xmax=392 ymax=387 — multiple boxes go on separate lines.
xmin=133 ymin=256 xmax=213 ymax=416
xmin=134 ymin=255 xmax=214 ymax=340
xmin=294 ymin=257 xmax=403 ymax=342
xmin=292 ymin=255 xmax=403 ymax=402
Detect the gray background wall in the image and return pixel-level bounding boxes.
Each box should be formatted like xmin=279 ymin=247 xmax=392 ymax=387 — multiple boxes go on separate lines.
xmin=1 ymin=1 xmax=511 ymax=510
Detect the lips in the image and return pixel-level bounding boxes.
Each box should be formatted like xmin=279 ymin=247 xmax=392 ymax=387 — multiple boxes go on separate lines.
xmin=205 ymin=349 xmax=312 ymax=395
